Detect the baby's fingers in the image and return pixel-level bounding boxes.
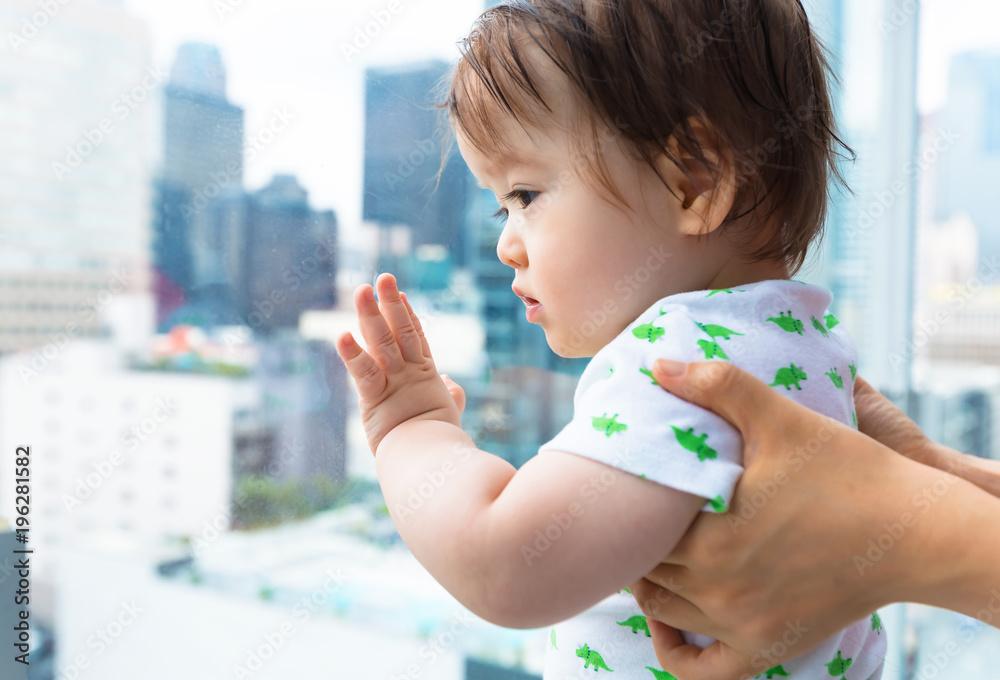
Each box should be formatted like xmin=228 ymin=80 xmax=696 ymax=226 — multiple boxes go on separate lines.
xmin=400 ymin=292 xmax=431 ymax=359
xmin=376 ymin=274 xmax=426 ymax=364
xmin=355 ymin=283 xmax=404 ymax=372
xmin=336 ymin=332 xmax=387 ymax=398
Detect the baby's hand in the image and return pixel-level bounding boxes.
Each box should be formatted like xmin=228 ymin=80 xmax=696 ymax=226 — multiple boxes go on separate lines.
xmin=336 ymin=273 xmax=462 ymax=455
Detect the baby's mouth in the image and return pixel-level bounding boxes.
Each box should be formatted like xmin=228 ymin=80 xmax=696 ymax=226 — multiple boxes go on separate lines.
xmin=512 ymin=285 xmax=540 ymax=307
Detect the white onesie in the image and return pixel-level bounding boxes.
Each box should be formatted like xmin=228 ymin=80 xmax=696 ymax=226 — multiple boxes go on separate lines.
xmin=537 ymin=279 xmax=887 ymax=679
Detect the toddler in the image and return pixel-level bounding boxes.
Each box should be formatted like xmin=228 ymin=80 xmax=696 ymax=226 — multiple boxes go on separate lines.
xmin=337 ymin=0 xmax=887 ymax=677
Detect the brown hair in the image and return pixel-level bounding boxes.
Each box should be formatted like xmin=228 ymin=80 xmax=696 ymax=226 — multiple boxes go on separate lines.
xmin=436 ymin=0 xmax=855 ymax=274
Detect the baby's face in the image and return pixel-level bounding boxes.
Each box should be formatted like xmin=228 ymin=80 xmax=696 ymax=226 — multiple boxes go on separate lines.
xmin=457 ymin=111 xmax=715 ymax=357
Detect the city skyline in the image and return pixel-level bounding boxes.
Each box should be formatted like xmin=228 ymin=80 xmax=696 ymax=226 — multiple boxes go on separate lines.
xmin=119 ymin=0 xmax=1000 ymax=251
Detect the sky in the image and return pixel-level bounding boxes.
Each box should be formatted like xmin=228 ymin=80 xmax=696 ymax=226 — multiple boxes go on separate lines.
xmin=121 ymin=0 xmax=1000 ymax=246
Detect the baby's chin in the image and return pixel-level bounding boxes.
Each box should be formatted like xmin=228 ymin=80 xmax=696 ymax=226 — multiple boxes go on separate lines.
xmin=545 ymin=332 xmax=599 ymax=359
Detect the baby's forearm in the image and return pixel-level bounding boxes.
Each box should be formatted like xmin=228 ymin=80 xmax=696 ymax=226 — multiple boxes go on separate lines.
xmin=376 ymin=419 xmax=518 ymax=619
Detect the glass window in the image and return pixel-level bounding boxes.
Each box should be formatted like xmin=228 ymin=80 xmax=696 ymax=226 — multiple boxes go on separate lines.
xmin=1 ymin=0 xmax=997 ymax=678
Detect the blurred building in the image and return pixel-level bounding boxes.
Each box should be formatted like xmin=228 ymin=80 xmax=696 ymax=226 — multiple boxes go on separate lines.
xmin=0 ymin=0 xmax=154 ymax=355
xmin=362 ymin=61 xmax=472 ymax=279
xmin=937 ymin=51 xmax=1000 ymax=269
xmin=235 ymin=333 xmax=348 ymax=484
xmin=153 ymin=41 xmax=245 ymax=327
xmin=241 ymin=175 xmax=338 ymax=333
xmin=924 ymin=285 xmax=1000 ymax=367
xmin=914 ymin=363 xmax=1000 ymax=462
xmin=0 ymin=342 xmax=241 ymax=582
xmin=804 ymin=0 xmax=920 ymax=399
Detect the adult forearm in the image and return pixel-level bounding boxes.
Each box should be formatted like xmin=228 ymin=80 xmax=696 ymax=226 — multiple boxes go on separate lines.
xmin=900 ymin=467 xmax=1000 ymax=622
xmin=942 ymin=444 xmax=1000 ymax=499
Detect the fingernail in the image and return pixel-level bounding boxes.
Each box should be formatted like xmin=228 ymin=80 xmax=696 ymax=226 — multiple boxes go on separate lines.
xmin=656 ymin=359 xmax=686 ymax=377
xmin=363 ymin=287 xmax=375 ymax=302
xmin=441 ymin=373 xmax=451 ymax=383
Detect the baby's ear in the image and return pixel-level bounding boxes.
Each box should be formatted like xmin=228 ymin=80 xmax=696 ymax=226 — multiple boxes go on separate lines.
xmin=658 ymin=118 xmax=737 ymax=236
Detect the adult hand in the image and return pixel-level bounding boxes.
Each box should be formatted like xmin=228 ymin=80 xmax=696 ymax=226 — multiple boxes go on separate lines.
xmin=629 ymin=360 xmax=1000 ymax=680
xmin=854 ymin=375 xmax=1000 ymax=498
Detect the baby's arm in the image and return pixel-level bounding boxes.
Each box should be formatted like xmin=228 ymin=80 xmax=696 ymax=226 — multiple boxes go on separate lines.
xmin=338 ymin=275 xmax=705 ymax=629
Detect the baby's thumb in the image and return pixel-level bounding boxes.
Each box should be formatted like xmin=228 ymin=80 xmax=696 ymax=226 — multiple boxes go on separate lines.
xmin=440 ymin=374 xmax=466 ymax=414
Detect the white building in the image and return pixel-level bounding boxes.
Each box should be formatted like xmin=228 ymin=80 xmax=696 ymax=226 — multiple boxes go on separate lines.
xmin=0 ymin=341 xmax=247 ymax=582
xmin=0 ymin=0 xmax=156 ymax=354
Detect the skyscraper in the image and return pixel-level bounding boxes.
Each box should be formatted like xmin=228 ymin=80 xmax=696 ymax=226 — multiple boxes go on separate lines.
xmin=153 ymin=42 xmax=245 ymax=327
xmin=362 ymin=61 xmax=472 ymax=278
xmin=241 ymin=175 xmax=338 ymax=333
xmin=803 ymin=0 xmax=919 ymax=397
xmin=937 ymin=51 xmax=1000 ymax=269
xmin=0 ymin=0 xmax=155 ymax=355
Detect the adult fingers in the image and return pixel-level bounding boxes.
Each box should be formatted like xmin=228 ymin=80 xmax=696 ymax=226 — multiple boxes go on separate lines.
xmin=651 ymin=360 xmax=807 ymax=450
xmin=375 ymin=274 xmax=426 ymax=364
xmin=655 ymin=638 xmax=758 ymax=680
xmin=631 ymin=578 xmax=718 ymax=639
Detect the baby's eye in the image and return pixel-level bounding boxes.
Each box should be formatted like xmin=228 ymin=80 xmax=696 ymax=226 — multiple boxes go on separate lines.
xmin=492 ymin=189 xmax=539 ymax=222
xmin=510 ymin=189 xmax=539 ymax=209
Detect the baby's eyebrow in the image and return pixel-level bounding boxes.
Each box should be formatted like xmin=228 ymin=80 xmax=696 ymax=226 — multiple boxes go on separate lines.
xmin=476 ymin=155 xmax=544 ymax=189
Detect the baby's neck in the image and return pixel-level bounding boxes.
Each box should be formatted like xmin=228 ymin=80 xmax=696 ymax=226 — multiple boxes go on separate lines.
xmin=703 ymin=255 xmax=791 ymax=291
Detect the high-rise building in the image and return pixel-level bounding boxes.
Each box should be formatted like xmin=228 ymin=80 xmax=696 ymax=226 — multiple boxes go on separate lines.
xmin=0 ymin=0 xmax=155 ymax=355
xmin=936 ymin=51 xmax=1000 ymax=269
xmin=804 ymin=0 xmax=920 ymax=398
xmin=241 ymin=175 xmax=338 ymax=333
xmin=362 ymin=61 xmax=472 ymax=278
xmin=153 ymin=42 xmax=245 ymax=327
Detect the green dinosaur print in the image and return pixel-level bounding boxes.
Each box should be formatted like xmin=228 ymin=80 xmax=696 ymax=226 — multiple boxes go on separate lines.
xmin=617 ymin=615 xmax=651 ymax=636
xmin=604 ymin=365 xmax=615 ymax=379
xmin=697 ymin=339 xmax=729 ymax=360
xmin=812 ymin=315 xmax=829 ymax=337
xmin=709 ymin=495 xmax=728 ymax=512
xmin=576 ymin=644 xmax=613 ymax=672
xmin=706 ymin=289 xmax=732 ymax=297
xmin=770 ymin=364 xmax=807 ymax=390
xmin=645 ymin=668 xmax=678 ymax=680
xmin=849 ymin=362 xmax=857 ymax=381
xmin=639 ymin=367 xmax=659 ymax=385
xmin=871 ymin=611 xmax=883 ymax=634
xmin=633 ymin=323 xmax=665 ymax=342
xmin=766 ymin=311 xmax=804 ymax=335
xmin=851 ymin=410 xmax=857 ymax=428
xmin=825 ymin=367 xmax=843 ymax=389
xmin=620 ymin=586 xmax=631 ymax=595
xmin=696 ymin=322 xmax=744 ymax=340
xmin=825 ymin=313 xmax=839 ymax=329
xmin=550 ymin=627 xmax=558 ymax=649
xmin=761 ymin=666 xmax=789 ymax=679
xmin=826 ymin=650 xmax=852 ymax=677
xmin=592 ymin=413 xmax=627 ymax=437
xmin=671 ymin=426 xmax=718 ymax=461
